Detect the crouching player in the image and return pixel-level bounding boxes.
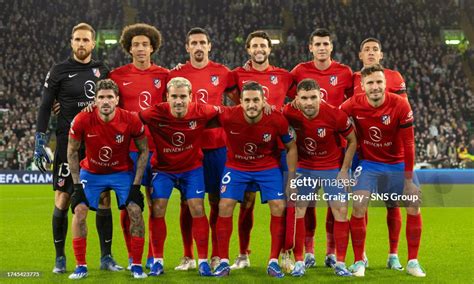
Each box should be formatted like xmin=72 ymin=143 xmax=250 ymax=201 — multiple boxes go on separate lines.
xmin=283 ymin=79 xmax=356 ymax=276
xmin=213 ymin=81 xmax=297 ymax=278
xmin=67 ymin=79 xmax=149 ymax=279
xmin=340 ymin=64 xmax=425 ymax=277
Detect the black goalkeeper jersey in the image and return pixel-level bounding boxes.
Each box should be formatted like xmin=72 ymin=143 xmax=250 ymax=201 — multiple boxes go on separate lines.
xmin=36 ymin=57 xmax=109 ymax=136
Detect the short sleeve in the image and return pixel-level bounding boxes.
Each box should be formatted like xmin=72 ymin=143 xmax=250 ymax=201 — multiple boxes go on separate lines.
xmin=336 ymin=110 xmax=353 ymax=137
xmin=69 ymin=113 xmax=85 ymax=141
xmin=129 ymin=112 xmax=146 ymax=139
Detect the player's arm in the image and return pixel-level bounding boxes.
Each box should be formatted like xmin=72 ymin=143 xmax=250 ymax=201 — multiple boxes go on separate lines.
xmin=338 ymin=130 xmax=357 ymax=180
xmin=67 ymin=136 xmax=82 ymax=184
xmin=133 ymin=137 xmax=149 ymax=185
xmin=34 ymin=69 xmax=58 ymax=172
xmin=225 ymin=87 xmax=240 ymax=105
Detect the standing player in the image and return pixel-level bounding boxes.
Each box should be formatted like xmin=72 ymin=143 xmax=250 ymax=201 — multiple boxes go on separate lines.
xmin=67 ymin=79 xmax=149 ymax=279
xmin=213 ymin=81 xmax=297 ymax=278
xmin=353 ymin=37 xmax=408 ymax=270
xmin=283 ymin=79 xmax=357 ymax=277
xmin=34 ymin=23 xmax=120 ymax=273
xmin=168 ymin=27 xmax=235 ymax=270
xmin=229 ymin=30 xmax=294 ymax=270
xmin=109 ymin=23 xmax=169 ymax=269
xmin=290 ymin=28 xmax=353 ymax=268
xmin=354 ymin=38 xmax=407 ymax=97
xmin=139 ymin=77 xmax=219 ymax=277
xmin=340 ymin=64 xmax=425 ymax=277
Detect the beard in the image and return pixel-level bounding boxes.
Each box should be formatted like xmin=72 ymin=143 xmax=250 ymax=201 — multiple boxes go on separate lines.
xmin=252 ymin=53 xmax=268 ymax=64
xmin=193 ymin=51 xmax=205 ymax=62
xmin=74 ymin=48 xmax=91 ymax=60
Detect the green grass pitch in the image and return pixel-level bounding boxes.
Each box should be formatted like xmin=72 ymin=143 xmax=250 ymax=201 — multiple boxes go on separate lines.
xmin=0 ymin=184 xmax=473 ymax=283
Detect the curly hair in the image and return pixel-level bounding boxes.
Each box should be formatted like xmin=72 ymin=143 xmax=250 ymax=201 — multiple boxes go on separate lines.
xmin=96 ymin=79 xmax=119 ymax=96
xmin=120 ymin=23 xmax=162 ymax=55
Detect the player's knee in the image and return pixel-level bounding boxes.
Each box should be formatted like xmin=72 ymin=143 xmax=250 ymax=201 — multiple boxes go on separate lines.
xmin=406 ymin=206 xmax=420 ymax=216
xmin=127 ymin=204 xmax=144 ymax=224
xmin=331 ymin=206 xmax=348 ymax=221
xmin=74 ymin=204 xmax=88 ymax=219
xmin=55 ymin=192 xmax=70 ymax=210
xmin=295 ymin=206 xmax=306 ymax=218
xmin=269 ymin=201 xmax=285 ymax=216
xmin=218 ymin=200 xmax=234 ymax=217
xmin=352 ymin=206 xmax=366 ymax=218
xmin=151 ymin=201 xmax=167 ymax=217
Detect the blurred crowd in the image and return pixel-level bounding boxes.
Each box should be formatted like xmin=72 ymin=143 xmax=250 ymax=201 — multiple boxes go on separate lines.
xmin=1 ymin=0 xmax=473 ymax=170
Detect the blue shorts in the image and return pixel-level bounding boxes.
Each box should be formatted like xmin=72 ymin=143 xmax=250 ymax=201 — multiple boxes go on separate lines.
xmin=79 ymin=170 xmax=133 ymax=210
xmin=220 ymin=167 xmax=284 ymax=203
xmin=151 ymin=167 xmax=205 ymax=200
xmin=352 ymin=160 xmax=420 ymax=196
xmin=245 ymin=150 xmax=286 ymax=193
xmin=351 ymin=152 xmax=360 ymax=172
xmin=203 ymin=147 xmax=227 ymax=194
xmin=130 ymin=151 xmax=153 ymax=187
xmin=296 ymin=168 xmax=347 ymax=199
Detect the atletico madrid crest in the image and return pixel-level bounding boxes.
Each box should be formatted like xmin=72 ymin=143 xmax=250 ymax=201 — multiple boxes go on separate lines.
xmin=329 ymin=75 xmax=337 ymax=86
xmin=57 ymin=178 xmax=65 ymax=187
xmin=211 ymin=75 xmax=219 ymax=86
xmin=115 ymin=134 xmax=124 ymax=143
xmin=263 ymin=133 xmax=272 ymax=142
xmin=270 ymin=75 xmax=278 ymax=85
xmin=382 ymin=115 xmax=391 ymax=125
xmin=154 ymin=79 xmax=161 ymax=89
xmin=317 ymin=128 xmax=326 ymax=138
xmin=189 ymin=120 xmax=197 ymax=129
xmin=92 ymin=68 xmax=101 ymax=78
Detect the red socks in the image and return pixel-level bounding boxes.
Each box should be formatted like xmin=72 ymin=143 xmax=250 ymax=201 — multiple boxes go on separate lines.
xmin=387 ymin=207 xmax=402 ymax=254
xmin=304 ymin=207 xmax=316 ymax=253
xmin=209 ymin=201 xmax=220 ymax=257
xmin=350 ymin=215 xmax=366 ymax=262
xmin=120 ymin=209 xmax=132 ymax=258
xmin=238 ymin=203 xmax=255 ymax=255
xmin=149 ymin=216 xmax=166 ymax=258
xmin=131 ymin=236 xmax=144 ymax=265
xmin=270 ymin=215 xmax=285 ymax=259
xmin=72 ymin=237 xmax=87 ymax=265
xmin=334 ymin=220 xmax=350 ymax=262
xmin=293 ymin=218 xmax=305 ymax=261
xmin=217 ymin=216 xmax=233 ymax=260
xmin=406 ymin=213 xmax=422 ymax=260
xmin=326 ymin=208 xmax=336 ymax=255
xmin=180 ymin=202 xmax=194 ymax=258
xmin=192 ymin=216 xmax=210 ymax=259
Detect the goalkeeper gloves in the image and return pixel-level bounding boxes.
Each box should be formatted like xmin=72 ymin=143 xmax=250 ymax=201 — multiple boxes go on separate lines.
xmin=34 ymin=132 xmax=52 ymax=173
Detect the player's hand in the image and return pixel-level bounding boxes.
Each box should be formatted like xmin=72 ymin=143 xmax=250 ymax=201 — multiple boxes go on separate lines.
xmin=403 ymin=179 xmax=422 ymax=207
xmin=52 ymin=100 xmax=61 ymax=115
xmin=290 ymin=97 xmax=302 ymax=110
xmin=263 ymin=101 xmax=276 ymax=115
xmin=336 ymin=170 xmax=350 ymax=192
xmin=171 ymin=63 xmax=185 ymax=71
xmin=71 ymin=184 xmax=89 ymax=213
xmin=127 ymin=184 xmax=145 ymax=211
xmin=81 ymin=102 xmax=95 ymax=113
xmin=33 ymin=132 xmax=52 ymax=173
xmin=242 ymin=59 xmax=252 ymax=71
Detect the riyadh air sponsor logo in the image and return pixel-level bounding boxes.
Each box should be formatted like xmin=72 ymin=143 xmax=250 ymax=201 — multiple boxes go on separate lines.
xmin=139 ymin=91 xmax=152 ymax=109
xmin=304 ymin=137 xmax=317 ymax=152
xmin=244 ymin=143 xmax=257 ymax=155
xmin=197 ymin=89 xmax=209 ymax=104
xmin=84 ymin=80 xmax=96 ymax=99
xmin=369 ymin=126 xmax=382 ymax=142
xmin=99 ymin=146 xmax=113 ymax=162
xmin=320 ymin=88 xmax=328 ymax=101
xmin=172 ymin=132 xmax=185 ymax=147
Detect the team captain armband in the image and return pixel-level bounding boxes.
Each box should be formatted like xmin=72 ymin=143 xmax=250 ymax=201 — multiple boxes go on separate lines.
xmin=280 ymin=126 xmax=295 ymax=144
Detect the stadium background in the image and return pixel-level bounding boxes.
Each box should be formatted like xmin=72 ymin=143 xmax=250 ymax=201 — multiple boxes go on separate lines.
xmin=0 ymin=0 xmax=473 ymax=282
